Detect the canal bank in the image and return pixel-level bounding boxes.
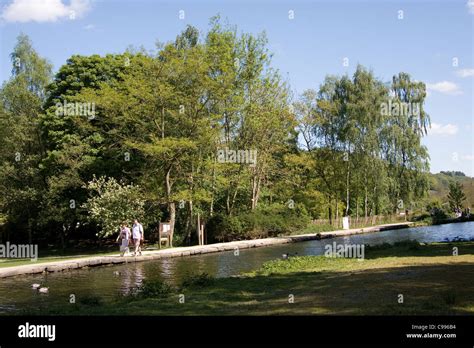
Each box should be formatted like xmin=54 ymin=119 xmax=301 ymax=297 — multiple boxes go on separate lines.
xmin=0 ymin=222 xmax=412 ymax=278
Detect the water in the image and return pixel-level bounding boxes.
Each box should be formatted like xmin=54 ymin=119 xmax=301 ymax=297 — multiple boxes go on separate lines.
xmin=0 ymin=222 xmax=472 ymax=313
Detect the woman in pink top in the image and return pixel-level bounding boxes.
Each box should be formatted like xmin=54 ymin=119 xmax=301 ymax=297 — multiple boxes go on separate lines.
xmin=116 ymin=222 xmax=131 ymax=256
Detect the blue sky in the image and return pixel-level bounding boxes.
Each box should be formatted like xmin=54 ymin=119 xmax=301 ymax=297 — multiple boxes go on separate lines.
xmin=0 ymin=0 xmax=473 ymax=176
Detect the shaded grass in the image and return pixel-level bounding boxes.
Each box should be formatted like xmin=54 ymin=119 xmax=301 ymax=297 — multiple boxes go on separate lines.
xmin=0 ymin=251 xmax=120 ymax=268
xmin=17 ymin=241 xmax=474 ymax=316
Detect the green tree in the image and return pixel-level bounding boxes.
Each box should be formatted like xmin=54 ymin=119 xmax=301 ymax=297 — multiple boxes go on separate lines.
xmin=447 ymin=181 xmax=466 ymax=212
xmin=38 ymin=53 xmax=137 ymax=243
xmin=0 ymin=33 xmax=52 ymax=243
xmin=385 ymin=72 xmax=430 ymax=212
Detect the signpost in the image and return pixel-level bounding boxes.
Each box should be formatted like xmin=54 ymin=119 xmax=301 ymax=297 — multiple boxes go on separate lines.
xmin=158 ymin=222 xmax=171 ymax=248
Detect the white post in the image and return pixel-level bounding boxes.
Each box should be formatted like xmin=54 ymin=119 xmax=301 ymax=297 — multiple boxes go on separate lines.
xmin=342 ymin=216 xmax=350 ymax=230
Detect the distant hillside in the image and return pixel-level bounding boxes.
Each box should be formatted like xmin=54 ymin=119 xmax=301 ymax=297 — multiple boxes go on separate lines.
xmin=428 ymin=171 xmax=474 ymax=208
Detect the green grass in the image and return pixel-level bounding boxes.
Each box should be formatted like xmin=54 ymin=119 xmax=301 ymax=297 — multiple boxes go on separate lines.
xmin=0 ymin=251 xmax=120 ymax=268
xmin=18 ymin=241 xmax=474 ymax=316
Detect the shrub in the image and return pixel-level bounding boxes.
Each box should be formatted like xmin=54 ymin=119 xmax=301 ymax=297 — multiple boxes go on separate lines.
xmin=181 ymin=273 xmax=214 ymax=288
xmin=130 ymin=279 xmax=173 ymax=298
xmin=206 ymin=203 xmax=311 ymax=242
xmin=365 ymin=240 xmax=420 ymax=252
xmin=431 ymin=208 xmax=448 ymax=224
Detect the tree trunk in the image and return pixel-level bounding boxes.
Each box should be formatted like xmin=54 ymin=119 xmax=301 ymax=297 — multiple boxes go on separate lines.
xmin=251 ymin=173 xmax=261 ymax=210
xmin=169 ymin=202 xmax=176 ymax=247
xmin=345 ymin=159 xmax=350 ymax=216
xmin=165 ymin=167 xmax=175 ymax=247
xmin=226 ymin=190 xmax=231 ymax=215
xmin=356 ymin=197 xmax=359 ymax=223
xmin=328 ymin=195 xmax=333 ymax=225
xmin=229 ymin=187 xmax=239 ymax=215
xmin=373 ymin=185 xmax=377 ymax=220
xmin=196 ymin=212 xmax=201 ymax=245
xmin=364 ymin=185 xmax=368 ymax=221
xmin=210 ymin=161 xmax=216 ymax=217
xmin=186 ymin=200 xmax=193 ymax=245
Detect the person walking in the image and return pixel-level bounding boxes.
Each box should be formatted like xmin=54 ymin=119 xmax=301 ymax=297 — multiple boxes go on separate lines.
xmin=116 ymin=222 xmax=131 ymax=256
xmin=132 ymin=219 xmax=144 ymax=256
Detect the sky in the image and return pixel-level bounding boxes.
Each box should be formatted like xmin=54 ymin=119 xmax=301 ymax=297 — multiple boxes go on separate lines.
xmin=0 ymin=0 xmax=473 ymax=176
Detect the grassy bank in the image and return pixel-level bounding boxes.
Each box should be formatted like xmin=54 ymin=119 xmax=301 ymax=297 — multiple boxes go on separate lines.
xmin=412 ymin=215 xmax=474 ymax=227
xmin=21 ymin=241 xmax=474 ymax=316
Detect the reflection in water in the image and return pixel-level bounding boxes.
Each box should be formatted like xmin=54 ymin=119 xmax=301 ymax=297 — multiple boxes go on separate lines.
xmin=159 ymin=258 xmax=174 ymax=279
xmin=120 ymin=263 xmax=145 ymax=295
xmin=0 ymin=221 xmax=472 ymax=313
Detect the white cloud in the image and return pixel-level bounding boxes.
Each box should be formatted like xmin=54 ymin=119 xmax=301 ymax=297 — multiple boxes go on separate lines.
xmin=468 ymin=0 xmax=474 ymax=14
xmin=456 ymin=68 xmax=474 ymax=78
xmin=1 ymin=0 xmax=91 ymax=23
xmin=428 ymin=123 xmax=459 ymax=136
xmin=83 ymin=23 xmax=94 ymax=30
xmin=461 ymin=154 xmax=474 ymax=161
xmin=426 ymin=81 xmax=462 ymax=95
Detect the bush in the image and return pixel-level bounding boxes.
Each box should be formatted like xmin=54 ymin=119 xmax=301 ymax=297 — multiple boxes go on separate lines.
xmin=365 ymin=240 xmax=420 ymax=252
xmin=423 ymin=199 xmax=449 ymax=224
xmin=130 ymin=279 xmax=173 ymax=298
xmin=206 ymin=203 xmax=311 ymax=242
xmin=181 ymin=273 xmax=214 ymax=288
xmin=431 ymin=208 xmax=448 ymax=224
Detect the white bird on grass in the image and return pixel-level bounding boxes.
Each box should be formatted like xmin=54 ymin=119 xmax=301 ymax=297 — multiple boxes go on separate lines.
xmin=38 ymin=287 xmax=49 ymax=294
xmin=32 ymin=283 xmax=41 ymax=289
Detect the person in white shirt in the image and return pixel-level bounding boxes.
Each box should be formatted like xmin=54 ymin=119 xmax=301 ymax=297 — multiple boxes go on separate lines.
xmin=131 ymin=219 xmax=144 ymax=256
